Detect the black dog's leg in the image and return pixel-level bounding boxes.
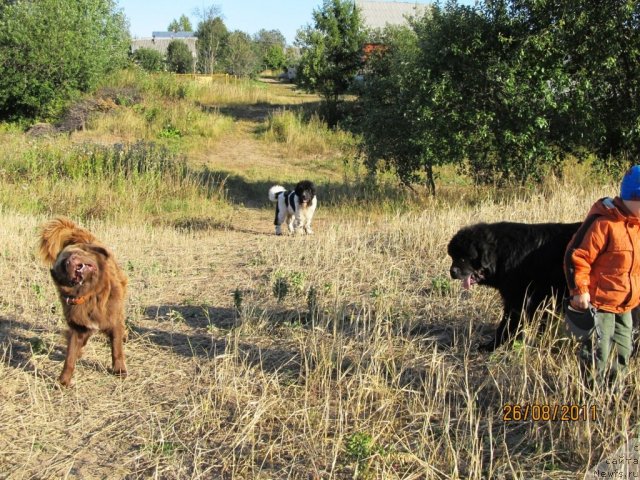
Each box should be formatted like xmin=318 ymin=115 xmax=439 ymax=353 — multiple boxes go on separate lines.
xmin=479 ymin=306 xmax=522 ymax=352
xmin=274 ymin=203 xmax=283 ymax=235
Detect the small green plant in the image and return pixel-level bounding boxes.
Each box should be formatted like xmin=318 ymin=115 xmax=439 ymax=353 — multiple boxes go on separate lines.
xmin=273 ymin=277 xmax=289 ymax=302
xmin=290 ymin=271 xmax=305 ymax=294
xmin=370 ymin=287 xmax=383 ymax=299
xmin=29 ymin=337 xmax=48 ymax=356
xmin=431 ymin=275 xmax=452 ymax=295
xmin=345 ymin=432 xmax=390 ymax=477
xmin=31 ymin=283 xmax=45 ymax=301
xmin=158 ymin=123 xmax=182 ymax=139
xmin=233 ymin=288 xmax=243 ymax=313
xmin=345 ymin=432 xmax=375 ymax=463
xmin=166 ymin=309 xmax=185 ymax=323
xmin=145 ymin=440 xmax=178 ymax=457
xmin=144 ymin=106 xmax=159 ymax=123
xmin=512 ymin=339 xmax=526 ymax=355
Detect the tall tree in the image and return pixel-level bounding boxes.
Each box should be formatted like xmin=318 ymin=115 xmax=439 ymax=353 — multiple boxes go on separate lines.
xmin=254 ymin=29 xmax=287 ymax=71
xmin=0 ymin=0 xmax=129 ymax=119
xmin=296 ymin=0 xmax=366 ymax=125
xmin=224 ymin=31 xmax=259 ymax=77
xmin=359 ymin=1 xmax=579 ymax=189
xmin=168 ymin=14 xmax=193 ymax=32
xmin=194 ymin=5 xmax=227 ymax=74
xmin=512 ymin=0 xmax=640 ymax=170
xmin=357 ymin=27 xmax=437 ymax=192
xmin=166 ymin=40 xmax=194 ymax=73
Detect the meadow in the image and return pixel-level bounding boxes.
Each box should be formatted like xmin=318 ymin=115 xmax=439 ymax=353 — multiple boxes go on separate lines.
xmin=0 ymin=71 xmax=636 ymax=479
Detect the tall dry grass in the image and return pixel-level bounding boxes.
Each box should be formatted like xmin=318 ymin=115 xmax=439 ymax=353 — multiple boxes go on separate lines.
xmin=0 ymin=139 xmax=231 ymax=225
xmin=1 ymin=177 xmax=637 ymax=479
xmin=263 ymin=109 xmax=358 ymax=158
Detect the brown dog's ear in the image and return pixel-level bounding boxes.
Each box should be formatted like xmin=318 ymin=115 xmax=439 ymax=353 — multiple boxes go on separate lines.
xmin=86 ymin=244 xmax=111 ymax=259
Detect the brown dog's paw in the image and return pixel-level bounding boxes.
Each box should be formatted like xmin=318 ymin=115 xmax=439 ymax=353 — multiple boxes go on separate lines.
xmin=112 ymin=366 xmax=128 ymax=378
xmin=58 ymin=374 xmax=73 ymax=387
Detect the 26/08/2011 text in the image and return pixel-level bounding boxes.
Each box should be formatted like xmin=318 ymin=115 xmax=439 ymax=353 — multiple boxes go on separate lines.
xmin=502 ymin=404 xmax=597 ymax=422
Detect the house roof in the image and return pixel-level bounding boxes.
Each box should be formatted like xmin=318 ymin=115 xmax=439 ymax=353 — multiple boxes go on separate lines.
xmin=152 ymin=31 xmax=196 ymax=39
xmin=355 ymin=0 xmax=430 ymax=30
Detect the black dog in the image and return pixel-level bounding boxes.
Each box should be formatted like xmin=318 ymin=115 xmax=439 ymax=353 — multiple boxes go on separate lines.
xmin=447 ymin=221 xmax=582 ymax=351
xmin=268 ymin=180 xmax=317 ymax=235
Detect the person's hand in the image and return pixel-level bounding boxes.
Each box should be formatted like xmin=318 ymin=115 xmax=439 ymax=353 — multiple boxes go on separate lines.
xmin=570 ymin=293 xmax=590 ymax=311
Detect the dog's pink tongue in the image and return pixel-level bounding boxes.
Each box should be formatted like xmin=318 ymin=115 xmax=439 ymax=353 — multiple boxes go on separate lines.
xmin=462 ymin=275 xmax=473 ymax=290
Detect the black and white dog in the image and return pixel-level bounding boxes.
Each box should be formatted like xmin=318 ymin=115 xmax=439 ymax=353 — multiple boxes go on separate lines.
xmin=268 ymin=180 xmax=317 ymax=235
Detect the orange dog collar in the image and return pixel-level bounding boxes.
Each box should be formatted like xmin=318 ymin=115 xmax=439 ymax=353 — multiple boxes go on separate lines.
xmin=64 ymin=295 xmax=87 ymax=305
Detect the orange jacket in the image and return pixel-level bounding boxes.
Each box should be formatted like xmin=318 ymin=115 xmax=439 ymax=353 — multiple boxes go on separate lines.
xmin=564 ymin=197 xmax=640 ymax=313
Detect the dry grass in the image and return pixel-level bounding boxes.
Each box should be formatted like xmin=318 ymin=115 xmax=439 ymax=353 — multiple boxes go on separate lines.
xmin=262 ymin=109 xmax=358 ymax=158
xmin=1 ymin=177 xmax=639 ymax=479
xmin=1 ymin=73 xmax=637 ymax=479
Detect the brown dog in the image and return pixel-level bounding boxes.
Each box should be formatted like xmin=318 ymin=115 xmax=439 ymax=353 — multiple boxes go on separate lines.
xmin=39 ymin=217 xmax=128 ymax=386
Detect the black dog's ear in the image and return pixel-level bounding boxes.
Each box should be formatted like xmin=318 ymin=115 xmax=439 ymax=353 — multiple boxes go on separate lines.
xmin=475 ymin=239 xmax=497 ymax=271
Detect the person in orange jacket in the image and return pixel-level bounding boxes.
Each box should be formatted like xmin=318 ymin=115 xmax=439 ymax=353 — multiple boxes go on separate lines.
xmin=564 ymin=165 xmax=640 ymax=384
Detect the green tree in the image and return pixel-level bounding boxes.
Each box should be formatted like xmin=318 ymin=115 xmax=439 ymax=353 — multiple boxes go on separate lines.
xmin=168 ymin=14 xmax=192 ymax=32
xmin=254 ymin=29 xmax=286 ymax=50
xmin=359 ymin=1 xmax=577 ymax=190
xmin=357 ymin=27 xmax=433 ymax=192
xmin=166 ymin=40 xmax=194 ymax=74
xmin=0 ymin=0 xmax=129 ymax=119
xmin=224 ymin=31 xmax=259 ymax=77
xmin=254 ymin=29 xmax=287 ymax=70
xmin=194 ymin=5 xmax=228 ymax=73
xmin=296 ymin=0 xmax=366 ymax=125
xmin=132 ymin=48 xmax=165 ymax=72
xmin=263 ymin=44 xmax=287 ymax=71
xmin=511 ymin=0 xmax=640 ymax=171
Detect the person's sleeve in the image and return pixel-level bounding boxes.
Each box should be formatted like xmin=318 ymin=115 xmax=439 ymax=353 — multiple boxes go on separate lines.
xmin=564 ymin=218 xmax=607 ymax=296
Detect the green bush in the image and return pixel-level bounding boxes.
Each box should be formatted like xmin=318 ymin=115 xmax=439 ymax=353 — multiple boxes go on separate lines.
xmin=166 ymin=40 xmax=194 ymax=74
xmin=132 ymin=48 xmax=165 ymax=72
xmin=0 ymin=0 xmax=129 ymax=120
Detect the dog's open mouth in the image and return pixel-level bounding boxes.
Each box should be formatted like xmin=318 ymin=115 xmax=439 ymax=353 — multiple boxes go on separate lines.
xmin=462 ymin=272 xmax=484 ymax=290
xmin=70 ymin=263 xmax=93 ymax=286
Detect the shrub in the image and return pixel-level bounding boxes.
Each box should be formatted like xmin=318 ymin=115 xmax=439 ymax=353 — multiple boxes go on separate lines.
xmin=132 ymin=48 xmax=165 ymax=72
xmin=166 ymin=40 xmax=194 ymax=74
xmin=0 ymin=0 xmax=129 ymax=120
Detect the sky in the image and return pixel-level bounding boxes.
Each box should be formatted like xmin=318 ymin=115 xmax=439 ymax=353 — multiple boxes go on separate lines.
xmin=117 ymin=0 xmax=474 ymax=45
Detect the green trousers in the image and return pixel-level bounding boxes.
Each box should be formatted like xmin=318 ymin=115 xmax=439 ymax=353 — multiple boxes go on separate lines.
xmin=580 ymin=310 xmax=633 ymax=384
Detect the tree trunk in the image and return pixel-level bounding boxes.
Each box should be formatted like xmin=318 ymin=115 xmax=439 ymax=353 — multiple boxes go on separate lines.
xmin=425 ymin=164 xmax=436 ymax=196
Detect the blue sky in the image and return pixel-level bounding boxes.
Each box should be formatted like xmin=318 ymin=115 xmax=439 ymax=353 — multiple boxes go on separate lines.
xmin=117 ymin=0 xmax=474 ymax=45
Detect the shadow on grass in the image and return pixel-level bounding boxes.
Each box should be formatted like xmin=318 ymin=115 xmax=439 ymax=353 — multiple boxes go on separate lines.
xmin=206 ymin=100 xmax=324 ymax=124
xmin=0 ymin=315 xmax=132 ymax=378
xmin=0 ymin=316 xmax=70 ymax=367
xmin=137 ymin=303 xmax=479 ymax=385
xmin=198 ymin=169 xmax=407 ymax=210
xmin=139 ymin=304 xmax=304 ymax=377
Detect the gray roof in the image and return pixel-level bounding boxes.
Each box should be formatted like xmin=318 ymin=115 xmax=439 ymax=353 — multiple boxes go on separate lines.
xmin=152 ymin=31 xmax=195 ymax=39
xmin=355 ymin=0 xmax=430 ymax=30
